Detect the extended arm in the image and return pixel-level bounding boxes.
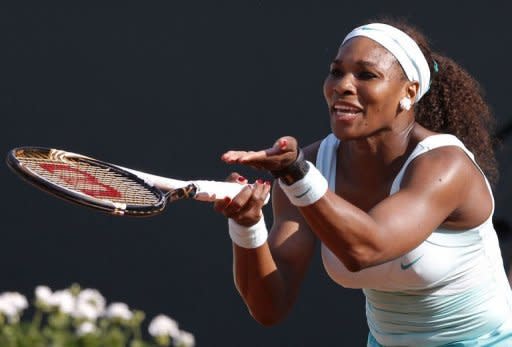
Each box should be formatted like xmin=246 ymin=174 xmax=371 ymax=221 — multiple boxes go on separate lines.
xmin=223 ymin=138 xmax=492 ymax=272
xmin=215 ymin=174 xmax=316 ymax=326
xmin=292 ymin=147 xmax=491 ymax=270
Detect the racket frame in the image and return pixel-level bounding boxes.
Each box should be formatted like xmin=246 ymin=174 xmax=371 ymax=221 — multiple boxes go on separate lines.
xmin=6 ymin=147 xmax=168 ymax=216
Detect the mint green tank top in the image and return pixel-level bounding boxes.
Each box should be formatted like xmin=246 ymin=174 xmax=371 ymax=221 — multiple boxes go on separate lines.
xmin=316 ymin=133 xmax=512 ymax=346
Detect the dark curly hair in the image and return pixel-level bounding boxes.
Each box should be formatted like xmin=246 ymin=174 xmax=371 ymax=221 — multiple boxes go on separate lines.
xmin=364 ymin=18 xmax=499 ymax=187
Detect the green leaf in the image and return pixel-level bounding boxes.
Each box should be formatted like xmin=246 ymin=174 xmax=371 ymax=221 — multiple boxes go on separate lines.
xmin=102 ymin=327 xmax=126 ymax=347
xmin=155 ymin=335 xmax=171 ymax=347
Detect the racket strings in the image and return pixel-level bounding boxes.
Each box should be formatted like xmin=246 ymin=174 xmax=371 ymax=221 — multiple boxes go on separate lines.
xmin=17 ymin=154 xmax=161 ymax=206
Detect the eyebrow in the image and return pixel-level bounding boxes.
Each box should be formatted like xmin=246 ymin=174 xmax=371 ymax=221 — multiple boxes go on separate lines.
xmin=332 ymin=59 xmax=379 ymax=68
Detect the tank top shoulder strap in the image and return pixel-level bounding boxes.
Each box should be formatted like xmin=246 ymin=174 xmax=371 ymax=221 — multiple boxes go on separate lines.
xmin=316 ymin=133 xmax=340 ymax=191
xmin=389 ymin=134 xmax=490 ymax=200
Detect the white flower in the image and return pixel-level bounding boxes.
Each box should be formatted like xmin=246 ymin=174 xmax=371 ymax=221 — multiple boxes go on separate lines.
xmin=105 ymin=302 xmax=133 ymax=321
xmin=175 ymin=330 xmax=195 ymax=347
xmin=2 ymin=292 xmax=28 ymax=311
xmin=73 ymin=301 xmax=101 ymax=321
xmin=35 ymin=287 xmax=76 ymax=314
xmin=77 ymin=289 xmax=106 ymax=313
xmin=148 ymin=314 xmax=180 ymax=338
xmin=72 ymin=288 xmax=106 ymax=321
xmin=50 ymin=290 xmax=75 ymax=314
xmin=35 ymin=286 xmax=53 ymax=305
xmin=0 ymin=292 xmax=28 ymax=322
xmin=76 ymin=321 xmax=97 ymax=336
xmin=0 ymin=296 xmax=17 ymax=321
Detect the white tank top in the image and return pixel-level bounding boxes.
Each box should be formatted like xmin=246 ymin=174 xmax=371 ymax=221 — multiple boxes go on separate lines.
xmin=316 ymin=133 xmax=512 ymax=345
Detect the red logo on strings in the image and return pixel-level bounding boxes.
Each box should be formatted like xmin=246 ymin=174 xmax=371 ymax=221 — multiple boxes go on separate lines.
xmin=39 ymin=163 xmax=122 ymax=198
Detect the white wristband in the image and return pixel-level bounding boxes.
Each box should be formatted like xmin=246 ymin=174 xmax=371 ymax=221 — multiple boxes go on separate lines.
xmin=278 ymin=161 xmax=328 ymax=206
xmin=228 ymin=216 xmax=268 ymax=249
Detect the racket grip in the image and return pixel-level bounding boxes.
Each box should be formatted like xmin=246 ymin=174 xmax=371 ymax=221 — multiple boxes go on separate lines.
xmin=117 ymin=166 xmax=270 ymax=204
xmin=193 ymin=180 xmax=270 ymax=205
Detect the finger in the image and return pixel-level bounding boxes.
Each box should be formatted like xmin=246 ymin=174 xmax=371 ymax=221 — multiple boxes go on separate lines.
xmin=238 ymin=180 xmax=268 ymax=211
xmin=214 ymin=173 xmax=247 ymax=212
xmin=262 ymin=146 xmax=285 ymax=157
xmin=233 ymin=180 xmax=270 ymax=225
xmin=221 ymin=151 xmax=254 ymax=163
xmin=267 ymin=136 xmax=298 ymax=156
xmin=275 ymin=136 xmax=298 ymax=152
xmin=222 ymin=137 xmax=298 ymax=162
xmin=248 ymin=136 xmax=298 ymax=160
xmin=225 ymin=172 xmax=248 ymax=184
xmin=236 ymin=150 xmax=271 ymax=163
xmin=223 ymin=184 xmax=253 ymax=217
xmin=224 ymin=148 xmax=285 ymax=163
xmin=273 ymin=137 xmax=289 ymax=151
xmin=253 ymin=179 xmax=272 ymax=205
xmin=249 ymin=179 xmax=265 ymax=200
xmin=213 ymin=196 xmax=233 ymax=213
xmin=262 ymin=180 xmax=272 ymax=198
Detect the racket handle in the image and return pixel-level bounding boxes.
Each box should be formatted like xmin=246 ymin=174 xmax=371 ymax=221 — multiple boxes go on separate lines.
xmin=118 ymin=166 xmax=270 ymax=204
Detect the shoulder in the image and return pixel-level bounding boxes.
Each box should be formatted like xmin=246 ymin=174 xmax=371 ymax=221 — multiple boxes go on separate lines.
xmin=401 ymin=143 xmax=492 ymax=228
xmin=400 ymin=144 xmax=483 ymax=210
xmin=404 ymin=145 xmax=473 ymax=187
xmin=409 ymin=143 xmax=475 ymax=174
xmin=403 ymin=130 xmax=475 ymax=185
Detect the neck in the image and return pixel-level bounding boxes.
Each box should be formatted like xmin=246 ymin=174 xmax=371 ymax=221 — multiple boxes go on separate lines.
xmin=338 ymin=120 xmax=418 ymax=183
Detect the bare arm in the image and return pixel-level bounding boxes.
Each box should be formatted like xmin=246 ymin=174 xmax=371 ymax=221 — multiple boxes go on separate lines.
xmin=233 ymin=182 xmax=316 ymax=325
xmin=215 ymin=172 xmax=316 ymax=326
xmin=222 ymin=137 xmax=491 ymax=272
xmin=301 ymin=149 xmax=465 ymax=269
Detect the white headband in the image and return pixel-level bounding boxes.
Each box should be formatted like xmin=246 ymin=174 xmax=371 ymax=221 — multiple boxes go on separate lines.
xmin=341 ymin=23 xmax=431 ymax=101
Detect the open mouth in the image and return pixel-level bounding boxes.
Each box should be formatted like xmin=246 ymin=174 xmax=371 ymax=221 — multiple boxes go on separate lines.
xmin=332 ymin=104 xmax=363 ymax=120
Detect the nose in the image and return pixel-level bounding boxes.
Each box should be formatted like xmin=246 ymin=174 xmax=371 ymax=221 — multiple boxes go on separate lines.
xmin=333 ymin=73 xmax=356 ymax=96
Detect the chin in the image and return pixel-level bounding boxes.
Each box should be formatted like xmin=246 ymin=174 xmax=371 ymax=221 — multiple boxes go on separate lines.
xmin=330 ymin=124 xmax=364 ymax=141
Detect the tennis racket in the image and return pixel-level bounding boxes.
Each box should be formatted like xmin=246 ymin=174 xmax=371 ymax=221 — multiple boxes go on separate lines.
xmin=6 ymin=146 xmax=265 ymax=217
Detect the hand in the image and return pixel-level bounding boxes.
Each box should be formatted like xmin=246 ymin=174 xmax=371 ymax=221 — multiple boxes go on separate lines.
xmin=213 ymin=173 xmax=271 ymax=227
xmin=221 ymin=136 xmax=299 ymax=172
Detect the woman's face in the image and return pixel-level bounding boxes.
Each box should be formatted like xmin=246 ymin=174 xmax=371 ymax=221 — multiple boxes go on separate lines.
xmin=323 ymin=36 xmax=410 ymax=140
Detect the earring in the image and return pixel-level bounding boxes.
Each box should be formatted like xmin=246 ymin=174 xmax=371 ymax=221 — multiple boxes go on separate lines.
xmin=399 ymin=98 xmax=412 ymax=111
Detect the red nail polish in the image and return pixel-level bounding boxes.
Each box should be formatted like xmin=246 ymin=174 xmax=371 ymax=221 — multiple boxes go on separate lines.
xmin=224 ymin=197 xmax=231 ymax=204
xmin=237 ymin=176 xmax=246 ymax=183
xmin=279 ymin=139 xmax=287 ymax=149
xmin=264 ymin=180 xmax=271 ymax=186
xmin=256 ymin=179 xmax=264 ymax=184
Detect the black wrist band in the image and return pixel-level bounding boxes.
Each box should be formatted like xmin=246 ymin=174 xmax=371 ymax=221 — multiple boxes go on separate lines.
xmin=270 ymin=149 xmax=310 ymax=185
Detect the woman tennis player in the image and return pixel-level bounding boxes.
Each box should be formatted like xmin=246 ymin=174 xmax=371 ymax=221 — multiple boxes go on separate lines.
xmin=215 ymin=19 xmax=512 ymax=346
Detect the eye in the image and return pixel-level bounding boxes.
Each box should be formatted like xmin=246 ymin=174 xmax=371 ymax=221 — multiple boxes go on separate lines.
xmin=357 ymin=71 xmax=377 ymax=80
xmin=329 ymin=67 xmax=343 ymax=77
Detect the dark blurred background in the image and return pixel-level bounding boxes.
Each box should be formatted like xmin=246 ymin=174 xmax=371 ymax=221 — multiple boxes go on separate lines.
xmin=1 ymin=2 xmax=511 ymax=346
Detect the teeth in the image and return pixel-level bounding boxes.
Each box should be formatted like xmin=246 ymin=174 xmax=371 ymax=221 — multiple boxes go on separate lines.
xmin=335 ymin=108 xmax=360 ymax=114
xmin=334 ymin=105 xmax=361 ymax=113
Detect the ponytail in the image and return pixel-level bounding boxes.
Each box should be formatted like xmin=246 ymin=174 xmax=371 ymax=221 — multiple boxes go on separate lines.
xmin=416 ymin=54 xmax=498 ymax=186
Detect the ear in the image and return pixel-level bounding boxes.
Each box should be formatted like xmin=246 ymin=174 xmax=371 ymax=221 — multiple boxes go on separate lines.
xmin=405 ymin=81 xmax=420 ymax=103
